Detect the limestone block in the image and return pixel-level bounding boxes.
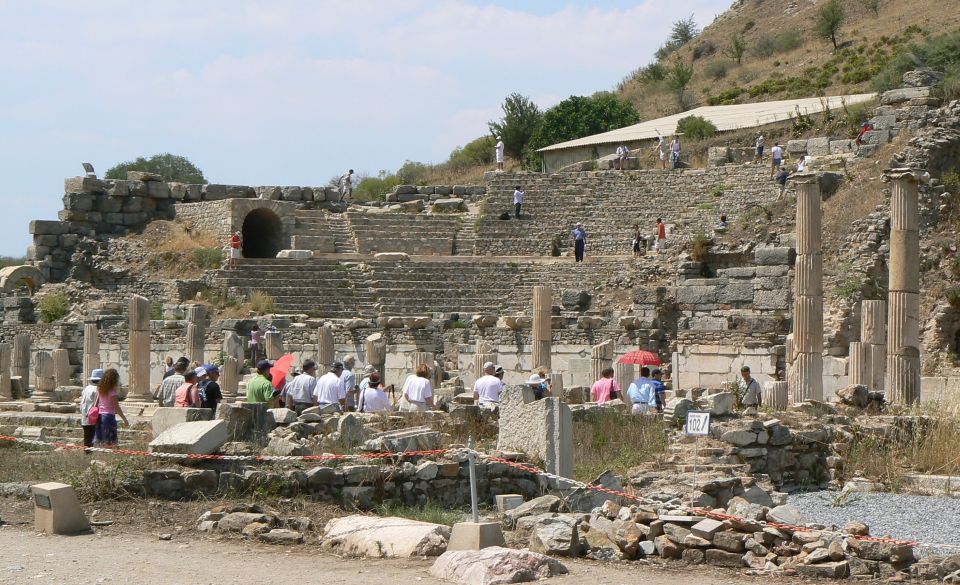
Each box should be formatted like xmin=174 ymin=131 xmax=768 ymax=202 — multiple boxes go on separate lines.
xmin=51 ymin=349 xmax=71 ymax=388
xmin=31 ymin=482 xmax=90 ymax=535
xmin=281 ymin=186 xmax=302 ymax=201
xmin=430 ymin=546 xmax=566 ymax=583
xmin=0 ymin=343 xmax=10 ymax=400
xmin=432 ymin=198 xmax=465 ymax=212
xmin=880 ymin=86 xmax=930 ymax=105
xmin=786 ymin=140 xmax=808 ymax=156
xmin=148 ymin=420 xmax=229 ymax=455
xmin=829 ymin=139 xmax=855 ymax=154
xmin=64 ymin=177 xmax=111 ymax=194
xmin=151 ymin=407 xmax=213 ymax=437
xmin=374 ymin=252 xmax=410 ymax=261
xmin=290 ymin=235 xmax=335 ymax=253
xmin=805 ymin=137 xmax=832 ymax=156
xmin=322 ymin=515 xmax=450 ymax=558
xmin=861 ymin=129 xmax=890 ymax=145
xmin=497 ymin=386 xmax=572 ymax=478
xmin=275 ymin=249 xmax=314 ymax=259
xmin=753 ymin=247 xmax=795 ymax=266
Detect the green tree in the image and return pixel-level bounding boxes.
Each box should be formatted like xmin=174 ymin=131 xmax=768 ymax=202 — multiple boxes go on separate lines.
xmin=354 ymin=171 xmax=400 ymax=202
xmin=676 ymin=115 xmax=717 ymax=140
xmin=105 ymin=153 xmax=207 ymax=184
xmin=525 ymin=93 xmax=640 ymax=168
xmin=725 ymin=34 xmax=746 ymax=65
xmin=669 ymin=15 xmax=700 ymax=47
xmin=488 ymin=93 xmax=542 ymax=159
xmin=668 ymin=62 xmax=695 ymax=106
xmin=814 ymin=0 xmax=846 ymax=49
xmin=448 ymin=135 xmax=495 ymax=168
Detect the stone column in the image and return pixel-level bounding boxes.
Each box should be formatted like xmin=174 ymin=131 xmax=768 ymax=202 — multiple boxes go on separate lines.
xmin=223 ymin=331 xmax=244 ymax=365
xmin=615 ymin=361 xmax=635 ymax=396
xmin=790 ymin=174 xmax=823 ymax=402
xmin=317 ymin=325 xmax=335 ymax=368
xmin=128 ymin=294 xmax=152 ymax=399
xmin=410 ymin=350 xmax=442 ymax=390
xmin=52 ymin=349 xmax=71 ymax=388
xmin=83 ymin=323 xmax=100 ymax=380
xmin=185 ymin=305 xmax=206 ymax=364
xmin=0 ymin=343 xmax=11 ymax=400
xmin=532 ymin=285 xmax=552 ymax=371
xmin=848 ymin=342 xmax=868 ymax=386
xmin=886 ymin=169 xmax=921 ymax=405
xmin=549 ymin=373 xmax=564 ymax=399
xmin=364 ymin=332 xmax=386 ymax=374
xmin=762 ymin=381 xmax=789 ymax=411
xmin=861 ymin=299 xmax=886 ymax=392
xmin=12 ymin=333 xmax=31 ymax=391
xmin=590 ymin=340 xmax=614 ymax=382
xmin=473 ymin=340 xmax=497 ymax=379
xmin=264 ymin=330 xmax=284 ymax=360
xmin=220 ymin=355 xmax=240 ymax=399
xmin=32 ymin=351 xmax=56 ymax=402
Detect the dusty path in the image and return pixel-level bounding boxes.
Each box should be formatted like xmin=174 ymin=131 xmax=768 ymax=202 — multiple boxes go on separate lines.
xmin=0 ymin=523 xmax=771 ymax=585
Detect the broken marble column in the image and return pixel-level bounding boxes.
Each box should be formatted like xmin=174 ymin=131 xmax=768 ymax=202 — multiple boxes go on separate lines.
xmin=223 ymin=331 xmax=244 ymax=365
xmin=32 ymin=351 xmax=56 ymax=401
xmin=185 ymin=305 xmax=206 ymax=364
xmin=615 ymin=361 xmax=635 ymax=395
xmin=762 ymin=381 xmax=788 ymax=411
xmin=549 ymin=373 xmax=563 ymax=398
xmin=364 ymin=332 xmax=386 ymax=375
xmin=790 ymin=174 xmax=823 ymax=402
xmin=264 ymin=330 xmax=283 ymax=360
xmin=317 ymin=325 xmax=335 ymax=367
xmin=848 ymin=342 xmax=868 ymax=387
xmin=0 ymin=343 xmax=10 ymax=400
xmin=410 ymin=350 xmax=442 ymax=390
xmin=12 ymin=333 xmax=30 ymax=392
xmin=861 ymin=299 xmax=886 ymax=392
xmin=52 ymin=349 xmax=71 ymax=388
xmin=532 ymin=285 xmax=552 ymax=371
xmin=128 ymin=294 xmax=152 ymax=399
xmin=473 ymin=340 xmax=497 ymax=380
xmin=886 ymin=169 xmax=921 ymax=405
xmin=590 ymin=340 xmax=614 ymax=382
xmin=83 ymin=323 xmax=100 ymax=380
xmin=220 ymin=355 xmax=240 ymax=399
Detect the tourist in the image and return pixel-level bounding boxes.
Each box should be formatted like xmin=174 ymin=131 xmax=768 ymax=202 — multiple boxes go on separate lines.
xmin=771 ymin=142 xmax=783 ymax=176
xmin=632 ymin=225 xmax=643 ymax=257
xmin=175 ymin=371 xmax=202 ymax=408
xmin=93 ymin=368 xmax=129 ymax=447
xmin=738 ymin=365 xmax=762 ymax=411
xmin=246 ymin=360 xmax=276 ymax=405
xmin=796 ymin=156 xmax=808 ymax=173
xmin=615 ymin=144 xmax=630 ymax=170
xmin=228 ymin=231 xmax=241 ymax=267
xmin=314 ymin=361 xmax=346 ymax=411
xmin=513 ymin=186 xmax=524 ymax=219
xmin=340 ymin=355 xmax=360 ymax=411
xmin=651 ymin=368 xmax=667 ymax=413
xmin=201 ymin=364 xmax=223 ymax=414
xmin=473 ymin=362 xmax=503 ymax=406
xmin=855 ymin=121 xmax=873 ymax=147
xmin=654 ymin=218 xmax=667 ymax=253
xmin=590 ymin=367 xmax=620 ymax=404
xmin=155 ymin=357 xmax=188 ymax=407
xmin=358 ymin=373 xmax=392 ymax=413
xmin=653 ymin=134 xmax=666 ymax=169
xmin=358 ymin=364 xmax=377 ymax=394
xmin=79 ymin=369 xmax=103 ymax=450
xmin=715 ymin=214 xmax=728 ymax=230
xmin=399 ymin=363 xmax=434 ymax=412
xmin=495 ymin=136 xmax=505 ymax=171
xmin=775 ymin=168 xmax=790 ymax=199
xmin=572 ymin=222 xmax=586 ymax=263
xmin=527 ymin=373 xmax=551 ymax=400
xmin=627 ymin=366 xmax=657 ymax=414
xmin=536 ymin=368 xmax=552 ymax=398
xmin=495 ymin=365 xmax=505 ymax=381
xmin=339 ymin=169 xmax=354 ymax=201
xmin=754 ymin=132 xmax=765 ymax=163
xmin=669 ymin=135 xmax=681 ymax=169
xmin=249 ymin=325 xmax=263 ymax=363
xmin=284 ymin=360 xmax=318 ymax=413
xmin=160 ymin=356 xmax=174 ymax=379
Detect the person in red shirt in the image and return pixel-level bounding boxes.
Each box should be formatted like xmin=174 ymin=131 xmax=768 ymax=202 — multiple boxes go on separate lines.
xmin=228 ymin=231 xmax=241 ymax=267
xmin=654 ymin=218 xmax=667 ymax=253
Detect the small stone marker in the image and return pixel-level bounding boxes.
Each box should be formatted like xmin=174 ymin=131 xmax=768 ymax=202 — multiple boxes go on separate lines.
xmin=495 ymin=494 xmax=524 ymax=513
xmin=31 ymin=482 xmax=90 ymax=535
xmin=447 ymin=521 xmax=506 ymax=551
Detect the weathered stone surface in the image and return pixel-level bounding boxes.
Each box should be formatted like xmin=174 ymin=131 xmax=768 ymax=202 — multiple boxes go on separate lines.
xmin=259 ymin=529 xmax=304 ymax=545
xmin=847 ymin=538 xmax=915 ymax=563
xmin=275 ymin=249 xmax=313 ymax=259
xmin=705 ymin=548 xmax=744 ymax=567
xmin=528 ymin=516 xmax=578 ymax=556
xmin=767 ymin=504 xmax=804 ymax=526
xmin=835 ymin=384 xmax=869 ymax=408
xmin=217 ymin=512 xmax=272 ymax=532
xmin=720 ymin=430 xmax=757 ymax=447
xmin=151 ymin=407 xmax=212 ymax=437
xmin=148 ymin=420 xmax=228 ymax=455
xmin=429 ymin=547 xmax=568 ymax=585
xmin=754 ymin=246 xmax=796 ymax=266
xmin=797 ymin=560 xmax=850 ymax=578
xmin=713 ymin=530 xmax=746 ymax=553
xmin=902 ymin=69 xmax=944 ymax=87
xmin=323 ymin=515 xmax=450 ymax=558
xmin=263 ymin=436 xmax=308 ymax=456
xmin=268 ymin=408 xmax=298 ymax=424
xmin=504 ymin=495 xmax=561 ymax=527
xmin=690 ymin=518 xmax=725 ymax=540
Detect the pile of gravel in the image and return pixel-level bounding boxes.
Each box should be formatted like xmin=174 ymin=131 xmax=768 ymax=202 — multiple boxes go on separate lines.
xmin=788 ymin=490 xmax=960 ymax=557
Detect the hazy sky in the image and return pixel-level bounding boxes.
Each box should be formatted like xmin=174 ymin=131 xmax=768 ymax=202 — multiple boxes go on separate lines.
xmin=0 ymin=0 xmax=728 ymax=256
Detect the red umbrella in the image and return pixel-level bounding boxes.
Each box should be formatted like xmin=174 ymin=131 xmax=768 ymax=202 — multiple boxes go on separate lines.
xmin=270 ymin=354 xmax=295 ymax=390
xmin=618 ymin=350 xmax=662 ymax=366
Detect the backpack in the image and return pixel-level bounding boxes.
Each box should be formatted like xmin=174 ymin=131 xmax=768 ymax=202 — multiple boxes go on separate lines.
xmin=197 ymin=380 xmax=209 ymax=405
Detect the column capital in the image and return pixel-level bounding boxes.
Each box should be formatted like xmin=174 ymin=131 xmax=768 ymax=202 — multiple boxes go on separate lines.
xmin=882 ymin=168 xmax=929 ymax=184
xmin=788 ymin=171 xmax=819 ymax=185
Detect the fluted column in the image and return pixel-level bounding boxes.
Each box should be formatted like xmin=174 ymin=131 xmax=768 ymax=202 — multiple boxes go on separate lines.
xmin=473 ymin=340 xmax=497 ymax=380
xmin=185 ymin=305 xmax=206 ymax=364
xmin=83 ymin=323 xmax=100 ymax=380
xmin=223 ymin=331 xmax=244 ymax=365
xmin=364 ymin=332 xmax=386 ymax=375
xmin=220 ymin=355 xmax=240 ymax=399
xmin=32 ymin=351 xmax=56 ymax=401
xmin=317 ymin=325 xmax=335 ymax=368
xmin=0 ymin=343 xmax=11 ymax=400
xmin=265 ymin=330 xmax=284 ymax=360
xmin=52 ymin=349 xmax=71 ymax=388
xmin=128 ymin=294 xmax=152 ymax=399
xmin=860 ymin=299 xmax=886 ymax=392
xmin=885 ymin=170 xmax=921 ymax=405
xmin=848 ymin=342 xmax=868 ymax=386
xmin=12 ymin=333 xmax=31 ymax=392
xmin=762 ymin=381 xmax=789 ymax=411
xmin=532 ymin=286 xmax=552 ymax=370
xmin=615 ymin=361 xmax=635 ymax=395
xmin=790 ymin=174 xmax=823 ymax=402
xmin=591 ymin=340 xmax=614 ymax=381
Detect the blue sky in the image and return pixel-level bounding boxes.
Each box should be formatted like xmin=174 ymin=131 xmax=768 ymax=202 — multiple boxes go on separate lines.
xmin=0 ymin=0 xmax=728 ymax=256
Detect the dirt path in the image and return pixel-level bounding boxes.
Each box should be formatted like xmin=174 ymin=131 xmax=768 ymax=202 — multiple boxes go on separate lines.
xmin=0 ymin=522 xmax=774 ymax=585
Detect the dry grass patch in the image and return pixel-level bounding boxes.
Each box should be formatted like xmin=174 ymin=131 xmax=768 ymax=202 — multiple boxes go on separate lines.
xmin=573 ymin=412 xmax=669 ymax=481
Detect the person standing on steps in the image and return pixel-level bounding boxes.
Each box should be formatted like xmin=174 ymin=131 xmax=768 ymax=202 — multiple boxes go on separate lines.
xmin=495 ymin=136 xmax=505 ymax=171
xmin=771 ymin=142 xmax=783 ymax=177
xmin=513 ymin=185 xmax=524 ymax=219
xmin=775 ymin=167 xmax=790 ymax=199
xmin=654 ymin=218 xmax=667 ymax=253
xmin=338 ymin=169 xmax=353 ymax=202
xmin=249 ymin=325 xmax=263 ymax=364
xmin=79 ymin=369 xmax=103 ymax=451
xmin=632 ymin=225 xmax=644 ymax=257
xmin=572 ymin=222 xmax=586 ymax=262
xmin=93 ymin=368 xmax=129 ymax=447
xmin=669 ymin=135 xmax=682 ymax=169
xmin=754 ymin=132 xmax=765 ymax=164
xmin=738 ymin=365 xmax=762 ymax=412
xmin=653 ymin=134 xmax=667 ymax=169
xmin=228 ymin=231 xmax=241 ymax=267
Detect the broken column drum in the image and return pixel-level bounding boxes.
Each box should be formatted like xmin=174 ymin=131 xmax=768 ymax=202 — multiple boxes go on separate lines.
xmin=590 ymin=340 xmax=614 ymax=382
xmin=185 ymin=304 xmax=206 ymax=364
xmin=762 ymin=381 xmax=788 ymax=411
xmin=264 ymin=330 xmax=283 ymax=360
xmin=885 ymin=169 xmax=921 ymax=405
xmin=861 ymin=299 xmax=886 ymax=392
xmin=32 ymin=351 xmax=56 ymax=401
xmin=790 ymin=174 xmax=823 ymax=402
xmin=0 ymin=343 xmax=11 ymax=400
xmin=128 ymin=295 xmax=152 ymax=399
xmin=532 ymin=286 xmax=552 ymax=370
xmin=83 ymin=323 xmax=100 ymax=380
xmin=364 ymin=333 xmax=386 ymax=375
xmin=12 ymin=333 xmax=30 ymax=391
xmin=473 ymin=340 xmax=497 ymax=381
xmin=317 ymin=325 xmax=335 ymax=368
xmin=848 ymin=342 xmax=868 ymax=387
xmin=220 ymin=355 xmax=240 ymax=398
xmin=52 ymin=348 xmax=71 ymax=388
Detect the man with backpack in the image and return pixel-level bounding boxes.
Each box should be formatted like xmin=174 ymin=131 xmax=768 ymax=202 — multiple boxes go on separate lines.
xmin=738 ymin=365 xmax=762 ymax=412
xmin=200 ymin=364 xmax=223 ymax=414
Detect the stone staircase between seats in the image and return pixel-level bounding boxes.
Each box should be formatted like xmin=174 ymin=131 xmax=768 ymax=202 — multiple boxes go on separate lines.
xmin=291 ymin=210 xmax=357 ymax=254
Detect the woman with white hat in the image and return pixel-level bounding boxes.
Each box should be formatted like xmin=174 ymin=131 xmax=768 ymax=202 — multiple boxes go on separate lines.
xmin=527 ymin=373 xmax=551 ymax=400
xmin=79 ymin=369 xmax=103 ymax=450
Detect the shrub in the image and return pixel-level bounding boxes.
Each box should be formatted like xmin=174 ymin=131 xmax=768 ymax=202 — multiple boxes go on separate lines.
xmin=708 ymin=86 xmax=746 ymax=105
xmin=668 ymin=62 xmax=695 ymax=104
xmin=669 ymin=15 xmax=699 ymax=48
xmin=249 ymin=290 xmax=276 ymax=314
xmin=640 ymin=62 xmax=667 ymax=82
xmin=725 ymin=34 xmax=746 ymax=65
xmin=692 ymin=40 xmax=716 ymax=61
xmin=354 ymin=172 xmax=399 ymax=202
xmin=753 ymin=31 xmax=803 ymax=58
xmin=814 ymin=0 xmax=846 ymax=49
xmin=936 ymin=64 xmax=960 ymax=102
xmin=690 ymin=232 xmax=711 ymax=261
xmin=192 ymin=247 xmax=223 ymax=269
xmin=676 ymin=115 xmax=717 ymax=140
xmin=861 ymin=0 xmax=882 ymax=16
xmin=448 ymin=135 xmax=495 ymax=168
xmin=105 ymin=153 xmax=206 ymax=184
xmin=947 ymin=287 xmax=960 ymax=309
xmin=37 ymin=293 xmax=70 ymax=323
xmin=704 ymin=60 xmax=730 ymax=80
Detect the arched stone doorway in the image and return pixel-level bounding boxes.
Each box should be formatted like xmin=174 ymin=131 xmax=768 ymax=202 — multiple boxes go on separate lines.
xmin=241 ymin=208 xmax=284 ymax=258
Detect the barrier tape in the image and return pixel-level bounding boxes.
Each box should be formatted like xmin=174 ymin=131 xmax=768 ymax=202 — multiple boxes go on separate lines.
xmin=5 ymin=433 xmax=957 ymax=550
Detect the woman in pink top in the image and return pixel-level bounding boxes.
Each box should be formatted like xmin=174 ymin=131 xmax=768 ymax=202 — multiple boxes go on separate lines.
xmin=590 ymin=367 xmax=621 ymax=404
xmin=174 ymin=371 xmax=201 ymax=408
xmin=94 ymin=368 xmax=129 ymax=447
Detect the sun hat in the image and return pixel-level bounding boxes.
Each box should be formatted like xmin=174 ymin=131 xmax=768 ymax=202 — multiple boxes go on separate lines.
xmin=363 ymin=364 xmax=377 ymax=374
xmin=195 ymin=366 xmax=208 ymax=377
xmin=527 ymin=374 xmax=545 ymax=385
xmin=90 ymin=368 xmax=104 ymax=382
xmin=204 ymin=364 xmax=220 ymax=375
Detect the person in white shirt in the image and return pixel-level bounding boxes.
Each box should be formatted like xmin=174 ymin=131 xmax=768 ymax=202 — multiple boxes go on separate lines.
xmin=314 ymin=361 xmax=346 ymax=411
xmin=358 ymin=373 xmax=393 ymax=413
xmin=79 ymin=369 xmax=103 ymax=449
xmin=754 ymin=133 xmax=765 ymax=163
xmin=399 ymin=363 xmax=434 ymax=412
xmin=615 ymin=144 xmax=630 ymax=170
xmin=339 ymin=169 xmax=354 ymax=202
xmin=770 ymin=142 xmax=783 ymax=177
xmin=513 ymin=186 xmax=524 ymax=219
xmin=626 ymin=367 xmax=658 ymax=415
xmin=285 ymin=360 xmax=318 ymax=413
xmin=653 ymin=135 xmax=666 ymax=169
xmin=495 ymin=137 xmax=505 ymax=171
xmin=473 ymin=362 xmax=504 ymax=406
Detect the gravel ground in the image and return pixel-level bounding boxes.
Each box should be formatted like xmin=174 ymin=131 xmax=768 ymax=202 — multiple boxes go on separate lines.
xmin=789 ymin=490 xmax=960 ymax=557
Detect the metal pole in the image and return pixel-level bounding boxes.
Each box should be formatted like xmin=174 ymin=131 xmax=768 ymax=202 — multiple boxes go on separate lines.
xmin=468 ymin=434 xmax=479 ymax=524
xmin=691 ymin=435 xmax=698 ymax=508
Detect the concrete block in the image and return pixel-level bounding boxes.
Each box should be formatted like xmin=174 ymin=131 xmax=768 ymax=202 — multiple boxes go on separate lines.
xmin=151 ymin=407 xmax=212 ymax=437
xmin=496 ymin=494 xmax=524 ymax=513
xmin=446 ymin=522 xmax=507 ymax=551
xmin=148 ymin=420 xmax=229 ymax=455
xmin=31 ymin=482 xmax=90 ymax=535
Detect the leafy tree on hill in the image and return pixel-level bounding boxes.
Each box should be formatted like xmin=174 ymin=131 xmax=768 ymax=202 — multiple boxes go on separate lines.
xmin=670 ymin=15 xmax=700 ymax=48
xmin=488 ymin=93 xmax=542 ymax=160
xmin=725 ymin=33 xmax=746 ymax=65
xmin=105 ymin=153 xmax=207 ymax=184
xmin=448 ymin=135 xmax=495 ymax=168
xmin=814 ymin=0 xmax=846 ymax=50
xmin=668 ymin=62 xmax=695 ymax=107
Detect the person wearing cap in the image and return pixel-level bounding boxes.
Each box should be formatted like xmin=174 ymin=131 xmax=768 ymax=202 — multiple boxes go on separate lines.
xmin=201 ymin=364 xmax=223 ymax=413
xmin=340 ymin=355 xmax=360 ymax=412
xmin=572 ymin=222 xmax=586 ymax=263
xmin=358 ymin=372 xmax=393 ymax=413
xmin=651 ymin=369 xmax=667 ymax=413
xmin=155 ymin=357 xmax=188 ymax=407
xmin=399 ymin=363 xmax=434 ymax=412
xmin=285 ymin=360 xmax=319 ymax=413
xmin=527 ymin=373 xmax=550 ymax=400
xmin=175 ymin=371 xmax=202 ymax=408
xmin=358 ymin=364 xmax=377 ymax=395
xmin=591 ymin=367 xmax=620 ymax=404
xmin=79 ymin=369 xmax=103 ymax=449
xmin=495 ymin=136 xmax=505 ymax=171
xmin=314 ymin=361 xmax=346 ymax=411
xmin=473 ymin=362 xmax=503 ymax=406
xmin=738 ymin=365 xmax=762 ymax=411
xmin=247 ymin=360 xmax=276 ymax=404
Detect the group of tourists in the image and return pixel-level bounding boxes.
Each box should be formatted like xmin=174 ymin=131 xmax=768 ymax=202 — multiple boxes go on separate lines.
xmin=79 ymin=368 xmax=130 ymax=449
xmin=590 ymin=366 xmax=667 ymax=414
xmin=154 ymin=356 xmax=224 ymax=413
xmin=473 ymin=361 xmax=552 ymax=407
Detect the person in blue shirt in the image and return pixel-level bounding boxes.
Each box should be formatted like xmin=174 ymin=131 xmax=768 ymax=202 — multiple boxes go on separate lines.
xmin=650 ymin=368 xmax=667 ymax=413
xmin=572 ymin=222 xmax=586 ymax=262
xmin=627 ymin=366 xmax=657 ymax=415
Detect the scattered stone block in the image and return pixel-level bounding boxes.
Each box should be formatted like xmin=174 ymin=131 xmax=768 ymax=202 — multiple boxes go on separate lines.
xmin=259 ymin=529 xmax=304 ymax=545
xmin=447 ymin=522 xmax=506 ymax=551
xmin=430 ymin=547 xmax=568 ymax=585
xmin=322 ymin=515 xmax=450 ymax=557
xmin=148 ymin=420 xmax=228 ymax=455
xmin=268 ymin=408 xmax=297 ymax=424
xmin=151 ymin=407 xmax=212 ymax=437
xmin=528 ymin=516 xmax=578 ymax=556
xmin=275 ymin=249 xmax=314 ymax=259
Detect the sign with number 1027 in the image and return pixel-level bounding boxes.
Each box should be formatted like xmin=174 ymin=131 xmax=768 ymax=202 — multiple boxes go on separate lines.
xmin=685 ymin=410 xmax=711 ymax=436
